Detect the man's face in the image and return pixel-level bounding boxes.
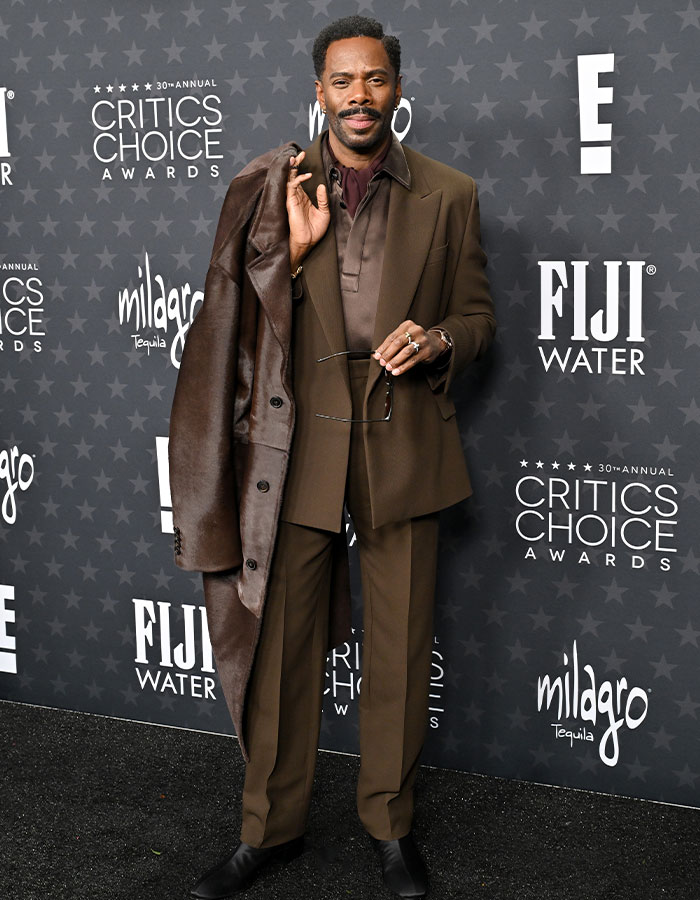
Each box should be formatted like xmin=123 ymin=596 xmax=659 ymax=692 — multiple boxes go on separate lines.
xmin=315 ymin=36 xmax=401 ymax=156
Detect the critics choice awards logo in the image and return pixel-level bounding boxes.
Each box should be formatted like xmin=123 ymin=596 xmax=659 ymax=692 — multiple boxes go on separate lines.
xmin=329 ymin=523 xmax=446 ymax=729
xmin=515 ymin=459 xmax=677 ymax=572
xmin=324 ymin=631 xmax=446 ymax=731
xmin=91 ymin=79 xmax=223 ymax=179
xmin=0 ymin=265 xmax=46 ymax=355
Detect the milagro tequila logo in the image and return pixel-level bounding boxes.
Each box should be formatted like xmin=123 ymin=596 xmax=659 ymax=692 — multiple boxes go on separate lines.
xmin=538 ymin=260 xmax=652 ymax=376
xmin=308 ymin=97 xmax=413 ymax=142
xmin=537 ymin=640 xmax=649 ymax=766
xmin=1 ymin=445 xmax=35 ymax=525
xmin=118 ymin=251 xmax=203 ymax=367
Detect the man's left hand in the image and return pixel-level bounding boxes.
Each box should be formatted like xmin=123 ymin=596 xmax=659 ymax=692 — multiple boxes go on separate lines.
xmin=373 ymin=320 xmax=446 ymax=375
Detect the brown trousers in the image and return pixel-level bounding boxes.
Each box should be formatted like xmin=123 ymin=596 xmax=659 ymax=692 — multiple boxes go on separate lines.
xmin=240 ymin=358 xmax=440 ymax=847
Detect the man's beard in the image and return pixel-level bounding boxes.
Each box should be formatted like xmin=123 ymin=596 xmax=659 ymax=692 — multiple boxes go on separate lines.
xmin=328 ymin=107 xmax=392 ymax=154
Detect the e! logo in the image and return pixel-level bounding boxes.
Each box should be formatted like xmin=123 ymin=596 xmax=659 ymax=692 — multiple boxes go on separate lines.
xmin=577 ymin=53 xmax=614 ymax=174
xmin=0 ymin=584 xmax=16 ymax=674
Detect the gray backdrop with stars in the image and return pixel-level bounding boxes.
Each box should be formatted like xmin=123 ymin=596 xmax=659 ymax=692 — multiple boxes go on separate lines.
xmin=1 ymin=0 xmax=699 ymax=809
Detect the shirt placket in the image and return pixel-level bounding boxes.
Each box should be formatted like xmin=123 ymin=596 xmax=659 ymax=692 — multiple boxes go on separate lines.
xmin=339 ymin=177 xmax=380 ymax=295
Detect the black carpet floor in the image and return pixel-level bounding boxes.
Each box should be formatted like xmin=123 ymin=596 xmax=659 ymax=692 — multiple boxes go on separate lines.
xmin=1 ymin=699 xmax=698 ymax=900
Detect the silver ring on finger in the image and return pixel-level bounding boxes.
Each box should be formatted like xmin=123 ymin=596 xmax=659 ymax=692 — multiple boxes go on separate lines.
xmin=410 ymin=340 xmax=420 ymax=354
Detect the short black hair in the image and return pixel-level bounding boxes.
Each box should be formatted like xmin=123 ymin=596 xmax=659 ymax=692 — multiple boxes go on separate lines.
xmin=312 ymin=15 xmax=401 ymax=81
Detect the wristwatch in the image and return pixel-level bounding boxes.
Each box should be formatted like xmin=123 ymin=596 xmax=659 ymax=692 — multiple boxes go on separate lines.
xmin=428 ymin=327 xmax=453 ymax=362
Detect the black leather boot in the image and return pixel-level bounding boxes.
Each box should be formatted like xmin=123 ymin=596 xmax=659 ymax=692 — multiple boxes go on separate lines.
xmin=370 ymin=831 xmax=429 ymax=899
xmin=189 ymin=835 xmax=305 ymax=898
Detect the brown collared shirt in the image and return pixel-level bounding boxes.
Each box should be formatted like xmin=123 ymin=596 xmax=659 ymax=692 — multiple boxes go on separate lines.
xmin=321 ymin=129 xmax=411 ymax=351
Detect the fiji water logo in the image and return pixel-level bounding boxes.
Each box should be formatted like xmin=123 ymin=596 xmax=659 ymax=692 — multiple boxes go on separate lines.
xmin=536 ymin=640 xmax=649 ymax=767
xmin=0 ymin=86 xmax=14 ymax=185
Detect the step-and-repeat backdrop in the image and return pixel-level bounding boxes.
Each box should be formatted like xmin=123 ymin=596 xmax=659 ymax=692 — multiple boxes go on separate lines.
xmin=1 ymin=1 xmax=698 ymax=808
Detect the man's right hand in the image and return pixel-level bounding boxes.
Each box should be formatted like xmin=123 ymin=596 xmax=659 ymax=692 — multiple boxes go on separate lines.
xmin=286 ymin=150 xmax=330 ymax=272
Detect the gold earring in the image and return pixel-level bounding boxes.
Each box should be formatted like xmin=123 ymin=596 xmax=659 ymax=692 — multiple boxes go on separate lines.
xmin=322 ymin=107 xmax=327 ymax=113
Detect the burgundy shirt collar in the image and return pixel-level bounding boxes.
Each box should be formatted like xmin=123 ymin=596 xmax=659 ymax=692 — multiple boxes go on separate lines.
xmin=323 ymin=129 xmax=410 ymax=217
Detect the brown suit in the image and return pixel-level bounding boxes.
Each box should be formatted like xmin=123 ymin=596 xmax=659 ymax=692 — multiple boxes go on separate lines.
xmin=168 ymin=132 xmax=495 ymax=797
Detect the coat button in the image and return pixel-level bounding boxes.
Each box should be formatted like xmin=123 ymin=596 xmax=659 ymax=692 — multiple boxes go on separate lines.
xmin=245 ymin=558 xmax=257 ymax=570
xmin=270 ymin=396 xmax=283 ymax=408
xmin=256 ymin=480 xmax=270 ymax=492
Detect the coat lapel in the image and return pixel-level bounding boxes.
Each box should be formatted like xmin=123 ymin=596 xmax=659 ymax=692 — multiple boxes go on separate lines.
xmin=244 ymin=140 xmax=304 ymax=384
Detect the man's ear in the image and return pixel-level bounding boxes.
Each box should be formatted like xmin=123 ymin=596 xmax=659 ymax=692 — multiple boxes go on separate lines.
xmin=394 ymin=73 xmax=403 ymax=107
xmin=315 ymin=80 xmax=325 ymax=110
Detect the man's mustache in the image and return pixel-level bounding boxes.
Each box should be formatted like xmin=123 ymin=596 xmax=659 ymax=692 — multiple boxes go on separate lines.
xmin=338 ymin=108 xmax=382 ymax=120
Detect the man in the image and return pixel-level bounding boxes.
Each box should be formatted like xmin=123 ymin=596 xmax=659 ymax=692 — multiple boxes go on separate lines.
xmin=170 ymin=14 xmax=495 ymax=900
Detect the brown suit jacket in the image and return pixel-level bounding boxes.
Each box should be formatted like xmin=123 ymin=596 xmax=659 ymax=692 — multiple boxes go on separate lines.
xmin=281 ymin=133 xmax=496 ymax=532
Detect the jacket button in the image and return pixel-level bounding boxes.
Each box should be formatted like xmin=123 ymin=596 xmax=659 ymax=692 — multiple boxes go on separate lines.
xmin=245 ymin=558 xmax=257 ymax=570
xmin=256 ymin=480 xmax=270 ymax=492
xmin=270 ymin=396 xmax=283 ymax=408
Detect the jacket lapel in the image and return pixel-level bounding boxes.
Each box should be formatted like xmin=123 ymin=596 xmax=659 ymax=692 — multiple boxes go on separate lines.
xmin=298 ymin=135 xmax=351 ymax=396
xmin=366 ymin=165 xmax=443 ymax=400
